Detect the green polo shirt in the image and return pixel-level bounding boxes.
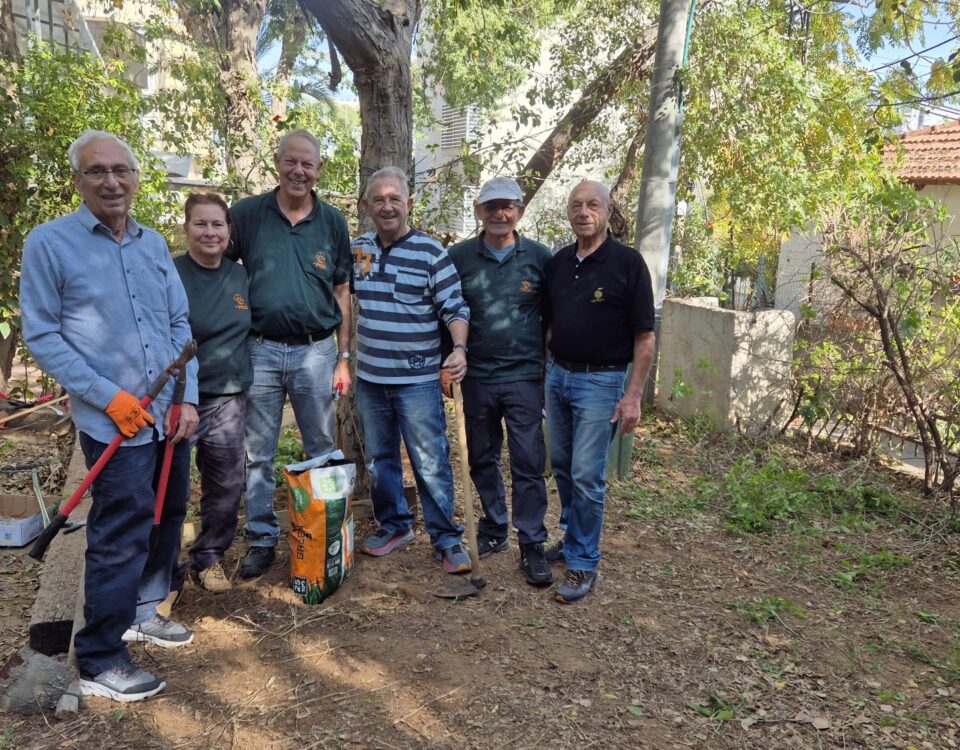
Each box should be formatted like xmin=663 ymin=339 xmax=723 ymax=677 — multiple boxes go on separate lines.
xmin=448 ymin=233 xmax=552 ymax=383
xmin=174 ymin=254 xmax=253 ymax=400
xmin=227 ymin=189 xmax=351 ymax=338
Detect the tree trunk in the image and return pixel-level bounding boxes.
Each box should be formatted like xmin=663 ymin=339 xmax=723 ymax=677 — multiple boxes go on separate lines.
xmin=305 ymin=0 xmax=420 ymax=187
xmin=304 ymin=0 xmax=422 ymax=497
xmin=519 ymin=28 xmax=658 ymax=206
xmin=0 ymin=0 xmax=20 ymax=65
xmin=178 ymin=0 xmax=269 ymax=188
xmin=270 ymin=2 xmax=307 ymax=119
xmin=609 ymin=125 xmax=647 ymax=242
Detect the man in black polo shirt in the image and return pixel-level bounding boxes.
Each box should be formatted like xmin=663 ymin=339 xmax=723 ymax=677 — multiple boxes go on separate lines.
xmin=449 ymin=177 xmax=553 ymax=587
xmin=544 ymin=180 xmax=655 ymax=603
xmin=227 ymin=129 xmax=353 ymax=578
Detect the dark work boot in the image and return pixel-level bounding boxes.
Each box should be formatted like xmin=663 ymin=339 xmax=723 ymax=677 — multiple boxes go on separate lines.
xmin=544 ymin=539 xmax=564 ymax=565
xmin=520 ymin=543 xmax=553 ymax=587
xmin=240 ymin=546 xmax=275 ymax=579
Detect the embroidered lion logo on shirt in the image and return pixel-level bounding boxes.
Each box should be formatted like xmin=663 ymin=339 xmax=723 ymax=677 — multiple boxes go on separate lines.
xmin=313 ymin=252 xmax=328 ymax=271
xmin=234 ymin=293 xmax=248 ymax=311
xmin=353 ymin=247 xmax=374 ymax=280
xmin=520 ymin=280 xmax=534 ymax=294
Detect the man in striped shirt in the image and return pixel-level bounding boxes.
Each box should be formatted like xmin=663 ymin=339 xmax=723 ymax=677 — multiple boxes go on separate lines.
xmin=352 ymin=166 xmax=473 ymax=573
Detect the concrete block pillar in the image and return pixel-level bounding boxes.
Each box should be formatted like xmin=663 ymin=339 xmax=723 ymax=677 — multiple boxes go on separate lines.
xmin=657 ymin=298 xmax=795 ymax=433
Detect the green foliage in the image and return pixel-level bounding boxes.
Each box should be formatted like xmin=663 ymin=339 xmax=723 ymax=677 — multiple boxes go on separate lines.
xmin=671 ymin=202 xmax=725 ymax=298
xmin=0 ymin=722 xmax=21 ymax=750
xmin=420 ymin=0 xmax=575 ymax=110
xmin=729 ymin=595 xmax=805 ymax=625
xmin=274 ymin=428 xmax=305 ymax=483
xmin=830 ymin=548 xmax=911 ymax=589
xmin=699 ymin=454 xmax=900 ymax=533
xmin=686 ymin=695 xmax=742 ymax=722
xmin=0 ymin=41 xmax=178 ymax=340
xmin=816 ymin=178 xmax=960 ymax=499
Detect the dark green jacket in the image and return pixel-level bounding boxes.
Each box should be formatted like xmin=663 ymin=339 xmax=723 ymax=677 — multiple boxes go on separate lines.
xmin=448 ymin=233 xmax=552 ymax=383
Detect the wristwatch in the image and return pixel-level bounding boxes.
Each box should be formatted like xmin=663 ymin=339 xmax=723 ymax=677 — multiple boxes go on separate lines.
xmin=338 ymin=351 xmax=352 ymax=361
xmin=453 ymin=344 xmax=468 ymax=353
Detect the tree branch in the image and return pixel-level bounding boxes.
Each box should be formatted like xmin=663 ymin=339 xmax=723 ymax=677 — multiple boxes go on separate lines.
xmin=519 ymin=28 xmax=658 ymax=205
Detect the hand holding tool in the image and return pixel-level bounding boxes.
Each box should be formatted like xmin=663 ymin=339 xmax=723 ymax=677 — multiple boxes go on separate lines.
xmin=106 ymin=390 xmax=155 ymax=437
xmin=28 ymin=340 xmax=197 ymax=561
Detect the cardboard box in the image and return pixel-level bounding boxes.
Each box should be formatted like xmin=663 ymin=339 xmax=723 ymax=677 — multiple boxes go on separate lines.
xmin=0 ymin=493 xmax=45 ymax=547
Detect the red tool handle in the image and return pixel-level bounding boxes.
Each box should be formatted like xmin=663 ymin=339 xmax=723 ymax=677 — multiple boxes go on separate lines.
xmin=153 ymin=369 xmax=187 ymax=525
xmin=28 ymin=392 xmax=156 ymax=560
xmin=28 ymin=340 xmax=198 ymax=561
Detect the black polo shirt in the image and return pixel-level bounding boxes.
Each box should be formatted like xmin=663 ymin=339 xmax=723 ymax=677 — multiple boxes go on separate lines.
xmin=544 ymin=234 xmax=654 ymax=366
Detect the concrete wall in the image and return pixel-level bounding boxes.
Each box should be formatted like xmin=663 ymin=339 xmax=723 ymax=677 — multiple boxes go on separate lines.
xmin=774 ymin=227 xmax=822 ymax=320
xmin=658 ymin=298 xmax=795 ymax=432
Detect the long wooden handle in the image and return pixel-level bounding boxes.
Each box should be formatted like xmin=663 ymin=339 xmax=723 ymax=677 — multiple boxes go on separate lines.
xmin=0 ymin=393 xmax=70 ymax=427
xmin=451 ymin=382 xmax=481 ymax=577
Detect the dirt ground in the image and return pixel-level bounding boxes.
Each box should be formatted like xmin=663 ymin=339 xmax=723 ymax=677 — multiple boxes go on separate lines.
xmin=3 ymin=410 xmax=960 ymax=749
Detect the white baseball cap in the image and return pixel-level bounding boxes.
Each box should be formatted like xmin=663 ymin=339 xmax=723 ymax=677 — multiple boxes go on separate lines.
xmin=477 ymin=177 xmax=523 ymax=205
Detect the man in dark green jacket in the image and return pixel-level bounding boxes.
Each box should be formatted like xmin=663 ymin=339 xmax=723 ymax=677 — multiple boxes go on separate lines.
xmin=448 ymin=177 xmax=553 ymax=586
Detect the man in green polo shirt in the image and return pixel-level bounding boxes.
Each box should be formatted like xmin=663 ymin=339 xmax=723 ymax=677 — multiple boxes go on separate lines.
xmin=227 ymin=129 xmax=353 ymax=579
xmin=448 ymin=177 xmax=553 ymax=587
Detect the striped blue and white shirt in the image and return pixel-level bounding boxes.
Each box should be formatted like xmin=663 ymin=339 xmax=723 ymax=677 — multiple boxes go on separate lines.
xmin=352 ymin=229 xmax=470 ymax=384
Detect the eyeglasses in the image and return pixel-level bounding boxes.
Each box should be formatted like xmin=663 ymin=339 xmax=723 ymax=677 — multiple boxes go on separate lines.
xmin=79 ymin=166 xmax=138 ymax=181
xmin=480 ymin=200 xmax=519 ymax=213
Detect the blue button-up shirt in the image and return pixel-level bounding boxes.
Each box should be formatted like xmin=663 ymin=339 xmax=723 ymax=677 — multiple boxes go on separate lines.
xmin=20 ymin=203 xmax=198 ymax=445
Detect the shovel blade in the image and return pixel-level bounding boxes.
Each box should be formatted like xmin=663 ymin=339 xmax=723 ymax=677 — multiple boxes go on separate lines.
xmin=432 ymin=576 xmax=486 ymax=599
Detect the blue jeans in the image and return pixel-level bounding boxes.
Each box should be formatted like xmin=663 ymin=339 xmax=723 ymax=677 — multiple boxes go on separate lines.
xmin=75 ymin=431 xmax=191 ymax=676
xmin=545 ymin=362 xmax=626 ymax=573
xmin=356 ymin=378 xmax=464 ymax=550
xmin=244 ymin=336 xmax=337 ymax=547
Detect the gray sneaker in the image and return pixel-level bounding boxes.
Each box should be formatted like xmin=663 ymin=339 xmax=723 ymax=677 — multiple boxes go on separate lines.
xmin=123 ymin=615 xmax=194 ymax=648
xmin=79 ymin=663 xmax=165 ymax=702
xmin=360 ymin=527 xmax=415 ymax=557
xmin=434 ymin=544 xmax=472 ymax=574
xmin=553 ymin=569 xmax=598 ymax=604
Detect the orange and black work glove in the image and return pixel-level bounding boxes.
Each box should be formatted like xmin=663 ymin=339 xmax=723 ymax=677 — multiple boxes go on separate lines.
xmin=105 ymin=390 xmax=155 ymax=438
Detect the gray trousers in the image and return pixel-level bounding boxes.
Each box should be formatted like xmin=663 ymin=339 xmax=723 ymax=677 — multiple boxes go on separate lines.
xmin=188 ymin=394 xmax=247 ymax=571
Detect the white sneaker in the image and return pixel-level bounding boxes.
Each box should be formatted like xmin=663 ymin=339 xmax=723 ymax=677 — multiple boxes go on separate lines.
xmin=79 ymin=663 xmax=165 ymax=702
xmin=122 ymin=614 xmax=194 ymax=648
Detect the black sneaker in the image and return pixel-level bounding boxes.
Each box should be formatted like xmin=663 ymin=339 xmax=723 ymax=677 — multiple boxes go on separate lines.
xmin=544 ymin=539 xmax=564 ymax=565
xmin=476 ymin=533 xmax=508 ymax=559
xmin=554 ymin=569 xmax=598 ymax=604
xmin=241 ymin=546 xmax=275 ymax=579
xmin=520 ymin=543 xmax=553 ymax=587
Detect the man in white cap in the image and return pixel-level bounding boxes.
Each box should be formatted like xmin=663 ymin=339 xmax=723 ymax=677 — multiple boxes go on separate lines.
xmin=447 ymin=177 xmax=553 ymax=586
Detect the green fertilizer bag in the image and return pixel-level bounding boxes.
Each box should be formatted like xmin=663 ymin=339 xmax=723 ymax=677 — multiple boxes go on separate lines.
xmin=284 ymin=450 xmax=356 ymax=605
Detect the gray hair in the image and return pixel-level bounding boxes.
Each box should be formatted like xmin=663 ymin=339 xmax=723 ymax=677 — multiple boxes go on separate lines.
xmin=364 ymin=166 xmax=410 ymax=201
xmin=275 ymin=129 xmax=322 ymax=161
xmin=569 ymin=180 xmax=612 ymax=209
xmin=68 ymin=130 xmax=139 ymax=172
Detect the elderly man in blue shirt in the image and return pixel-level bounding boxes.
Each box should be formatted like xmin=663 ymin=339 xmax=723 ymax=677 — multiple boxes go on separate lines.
xmin=20 ymin=130 xmax=200 ymax=703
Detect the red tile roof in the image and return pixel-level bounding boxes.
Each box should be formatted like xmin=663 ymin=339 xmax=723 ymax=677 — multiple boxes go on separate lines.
xmin=883 ymin=120 xmax=960 ymax=185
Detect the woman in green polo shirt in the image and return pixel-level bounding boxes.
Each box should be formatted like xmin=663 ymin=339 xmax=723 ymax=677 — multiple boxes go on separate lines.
xmin=174 ymin=193 xmax=253 ymax=592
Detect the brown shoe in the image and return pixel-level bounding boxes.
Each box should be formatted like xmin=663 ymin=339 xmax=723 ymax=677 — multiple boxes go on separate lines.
xmin=197 ymin=562 xmax=232 ymax=593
